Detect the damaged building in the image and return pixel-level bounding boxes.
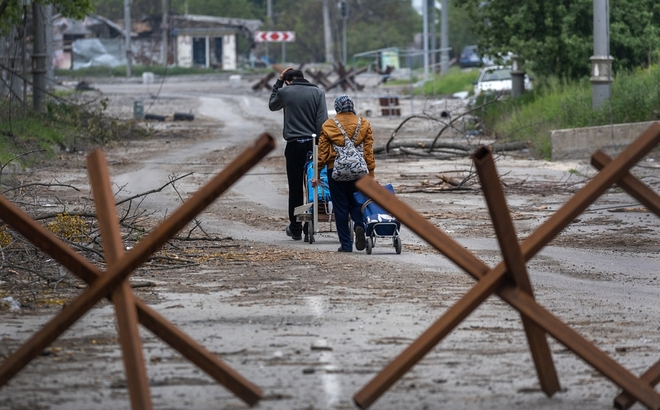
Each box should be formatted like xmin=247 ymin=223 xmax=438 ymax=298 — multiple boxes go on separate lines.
xmin=53 ymin=13 xmax=262 ymax=71
xmin=168 ymin=14 xmax=261 ymax=70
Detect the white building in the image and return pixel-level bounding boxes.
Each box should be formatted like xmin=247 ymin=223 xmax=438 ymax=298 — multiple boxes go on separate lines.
xmin=171 ymin=14 xmax=262 ymax=70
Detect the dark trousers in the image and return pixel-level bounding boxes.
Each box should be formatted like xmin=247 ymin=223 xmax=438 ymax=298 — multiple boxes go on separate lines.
xmin=285 ymin=139 xmax=312 ymax=236
xmin=328 ymin=168 xmax=365 ymax=251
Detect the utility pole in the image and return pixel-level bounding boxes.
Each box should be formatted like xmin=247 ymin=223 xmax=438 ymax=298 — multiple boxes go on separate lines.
xmin=339 ymin=1 xmax=348 ymax=64
xmin=266 ymin=0 xmax=271 ymax=63
xmin=32 ymin=2 xmax=46 ymax=112
xmin=422 ymin=0 xmax=428 ymax=79
xmin=440 ymin=0 xmax=449 ymax=75
xmin=161 ymin=0 xmax=168 ymax=65
xmin=323 ymin=0 xmax=334 ymax=64
xmin=7 ymin=27 xmax=23 ymax=103
xmin=428 ymin=0 xmax=436 ymax=72
xmin=22 ymin=0 xmax=28 ymax=107
xmin=124 ymin=0 xmax=132 ymax=77
xmin=591 ymin=0 xmax=613 ymax=109
xmin=45 ymin=4 xmax=54 ymax=89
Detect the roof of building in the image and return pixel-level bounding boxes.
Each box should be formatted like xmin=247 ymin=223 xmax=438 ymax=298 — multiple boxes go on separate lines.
xmin=171 ymin=14 xmax=262 ymax=34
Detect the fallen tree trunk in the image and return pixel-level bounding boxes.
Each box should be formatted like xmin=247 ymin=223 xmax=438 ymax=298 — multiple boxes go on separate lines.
xmin=398 ymin=147 xmax=465 ymax=159
xmin=374 ymin=140 xmax=528 ymax=155
xmin=375 ymin=140 xmax=469 ymax=154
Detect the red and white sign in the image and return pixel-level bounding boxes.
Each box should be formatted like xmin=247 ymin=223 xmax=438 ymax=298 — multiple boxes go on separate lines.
xmin=254 ymin=31 xmax=296 ymax=43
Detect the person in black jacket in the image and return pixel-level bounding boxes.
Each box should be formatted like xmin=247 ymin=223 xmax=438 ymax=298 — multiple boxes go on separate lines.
xmin=269 ymin=67 xmax=328 ymax=240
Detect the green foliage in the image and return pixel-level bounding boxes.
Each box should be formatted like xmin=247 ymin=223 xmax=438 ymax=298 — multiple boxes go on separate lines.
xmin=477 ymin=65 xmax=660 ymax=159
xmin=0 ymin=95 xmax=149 ymax=167
xmin=417 ymin=68 xmax=479 ymax=96
xmin=182 ymin=0 xmax=260 ymax=18
xmin=89 ymin=0 xmax=421 ymax=63
xmin=458 ymin=0 xmax=660 ymax=79
xmin=1 ymin=0 xmax=93 ymax=35
xmin=264 ymin=0 xmax=421 ymax=64
xmin=447 ymin=0 xmax=480 ymax=60
xmin=91 ymin=0 xmax=262 ymax=20
xmin=0 ymin=108 xmax=73 ymax=165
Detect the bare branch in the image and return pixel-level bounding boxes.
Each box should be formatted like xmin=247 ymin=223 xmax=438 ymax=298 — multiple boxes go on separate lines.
xmin=114 ymin=172 xmax=193 ymax=206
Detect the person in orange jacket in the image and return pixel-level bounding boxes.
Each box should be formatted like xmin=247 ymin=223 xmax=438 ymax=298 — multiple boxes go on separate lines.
xmin=313 ymin=94 xmax=375 ymax=252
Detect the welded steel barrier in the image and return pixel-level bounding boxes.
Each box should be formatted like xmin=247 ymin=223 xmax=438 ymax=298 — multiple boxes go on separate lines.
xmin=353 ymin=122 xmax=660 ymax=410
xmin=0 ymin=133 xmax=275 ymax=408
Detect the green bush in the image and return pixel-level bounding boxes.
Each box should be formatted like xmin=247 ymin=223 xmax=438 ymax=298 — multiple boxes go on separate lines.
xmin=417 ymin=68 xmax=480 ymax=96
xmin=0 ymin=108 xmax=73 ymax=165
xmin=0 ymin=96 xmax=149 ymax=168
xmin=477 ymin=65 xmax=660 ymax=159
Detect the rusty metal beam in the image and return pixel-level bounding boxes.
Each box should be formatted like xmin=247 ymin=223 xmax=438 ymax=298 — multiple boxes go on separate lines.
xmin=88 ymin=150 xmax=153 ymax=409
xmin=0 ymin=133 xmax=275 ymax=406
xmin=591 ymin=149 xmax=660 ymax=217
xmin=614 ymin=360 xmax=660 ymax=410
xmin=0 ymin=194 xmax=263 ymax=404
xmin=472 ymin=147 xmax=560 ymax=396
xmin=353 ymin=262 xmax=506 ymax=409
xmin=353 ymin=176 xmax=660 ymax=410
xmin=520 ymin=122 xmax=660 ymax=261
xmin=353 ymin=122 xmax=660 ymax=409
xmin=589 ymin=149 xmax=660 ymax=410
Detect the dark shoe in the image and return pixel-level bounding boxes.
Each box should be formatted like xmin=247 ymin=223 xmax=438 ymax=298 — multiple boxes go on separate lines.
xmin=285 ymin=226 xmax=302 ymax=240
xmin=338 ymin=247 xmax=353 ymax=252
xmin=355 ymin=226 xmax=366 ymax=251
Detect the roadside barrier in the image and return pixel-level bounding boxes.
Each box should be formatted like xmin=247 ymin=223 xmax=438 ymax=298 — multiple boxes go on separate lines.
xmin=354 ymin=122 xmax=660 ymax=410
xmin=2 ymin=123 xmax=660 ymax=409
xmin=0 ymin=133 xmax=276 ymax=409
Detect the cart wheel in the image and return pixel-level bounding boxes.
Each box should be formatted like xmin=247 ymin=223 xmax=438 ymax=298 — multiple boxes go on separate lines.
xmin=394 ymin=236 xmax=402 ymax=254
xmin=366 ymin=236 xmax=373 ymax=255
xmin=307 ymin=222 xmax=315 ymax=244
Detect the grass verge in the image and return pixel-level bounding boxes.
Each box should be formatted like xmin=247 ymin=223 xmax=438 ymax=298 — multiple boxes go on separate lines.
xmin=416 ymin=68 xmax=480 ymax=96
xmin=473 ymin=65 xmax=660 ymax=159
xmin=0 ymin=95 xmax=149 ymax=169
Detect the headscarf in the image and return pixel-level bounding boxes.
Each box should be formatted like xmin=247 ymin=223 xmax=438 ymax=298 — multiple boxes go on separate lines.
xmin=334 ymin=94 xmax=355 ymax=114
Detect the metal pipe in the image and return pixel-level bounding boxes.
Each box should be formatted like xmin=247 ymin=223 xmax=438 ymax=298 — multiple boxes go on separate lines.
xmin=161 ymin=0 xmax=168 ymax=65
xmin=591 ymin=0 xmax=612 ymax=109
xmin=32 ymin=3 xmax=46 ymax=112
xmin=124 ymin=0 xmax=132 ymax=77
xmin=440 ymin=0 xmax=449 ymax=74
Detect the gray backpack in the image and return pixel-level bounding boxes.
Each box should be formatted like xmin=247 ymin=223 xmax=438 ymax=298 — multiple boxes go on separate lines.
xmin=331 ymin=117 xmax=368 ymax=181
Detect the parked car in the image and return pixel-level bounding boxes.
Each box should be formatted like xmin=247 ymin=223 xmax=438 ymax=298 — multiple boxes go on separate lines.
xmin=473 ymin=65 xmax=532 ymax=95
xmin=458 ymin=45 xmax=482 ymax=68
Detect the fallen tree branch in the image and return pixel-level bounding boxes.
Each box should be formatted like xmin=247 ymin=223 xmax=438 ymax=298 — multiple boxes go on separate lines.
xmin=398 ymin=147 xmax=462 ymax=159
xmin=2 ymin=182 xmax=81 ymax=194
xmin=115 ymin=172 xmax=193 ymax=206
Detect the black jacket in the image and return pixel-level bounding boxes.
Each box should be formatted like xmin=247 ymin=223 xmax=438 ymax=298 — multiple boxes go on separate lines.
xmin=268 ymin=78 xmax=328 ymax=142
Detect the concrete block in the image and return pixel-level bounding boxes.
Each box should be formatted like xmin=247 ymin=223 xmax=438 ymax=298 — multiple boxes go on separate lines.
xmin=551 ymin=121 xmax=658 ymax=160
xmin=142 ymin=72 xmax=154 ymax=84
xmin=229 ymin=75 xmax=241 ymax=88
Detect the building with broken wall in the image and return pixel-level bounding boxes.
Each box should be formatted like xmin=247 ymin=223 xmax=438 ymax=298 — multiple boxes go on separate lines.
xmin=169 ymin=14 xmax=261 ymax=70
xmin=53 ymin=14 xmax=125 ymax=69
xmin=52 ymin=13 xmax=262 ymax=71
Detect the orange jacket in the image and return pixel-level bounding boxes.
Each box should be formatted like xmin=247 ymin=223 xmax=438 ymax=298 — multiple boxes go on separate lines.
xmin=317 ymin=112 xmax=376 ymax=177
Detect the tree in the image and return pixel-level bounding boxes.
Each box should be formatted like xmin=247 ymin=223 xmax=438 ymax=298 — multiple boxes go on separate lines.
xmin=90 ymin=0 xmax=260 ymax=21
xmin=458 ymin=0 xmax=660 ymax=79
xmin=265 ymin=0 xmax=421 ymax=64
xmin=446 ymin=0 xmax=479 ymax=60
xmin=0 ymin=0 xmax=92 ymax=33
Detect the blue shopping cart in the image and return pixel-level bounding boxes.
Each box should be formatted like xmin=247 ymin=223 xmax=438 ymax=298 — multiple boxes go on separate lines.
xmin=354 ymin=184 xmax=402 ymax=254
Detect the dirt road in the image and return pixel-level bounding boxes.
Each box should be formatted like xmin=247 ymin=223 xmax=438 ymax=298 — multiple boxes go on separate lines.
xmin=1 ymin=74 xmax=659 ymax=410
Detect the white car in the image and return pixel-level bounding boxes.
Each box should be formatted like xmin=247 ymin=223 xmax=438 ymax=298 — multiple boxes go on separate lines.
xmin=473 ymin=66 xmax=532 ymax=95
